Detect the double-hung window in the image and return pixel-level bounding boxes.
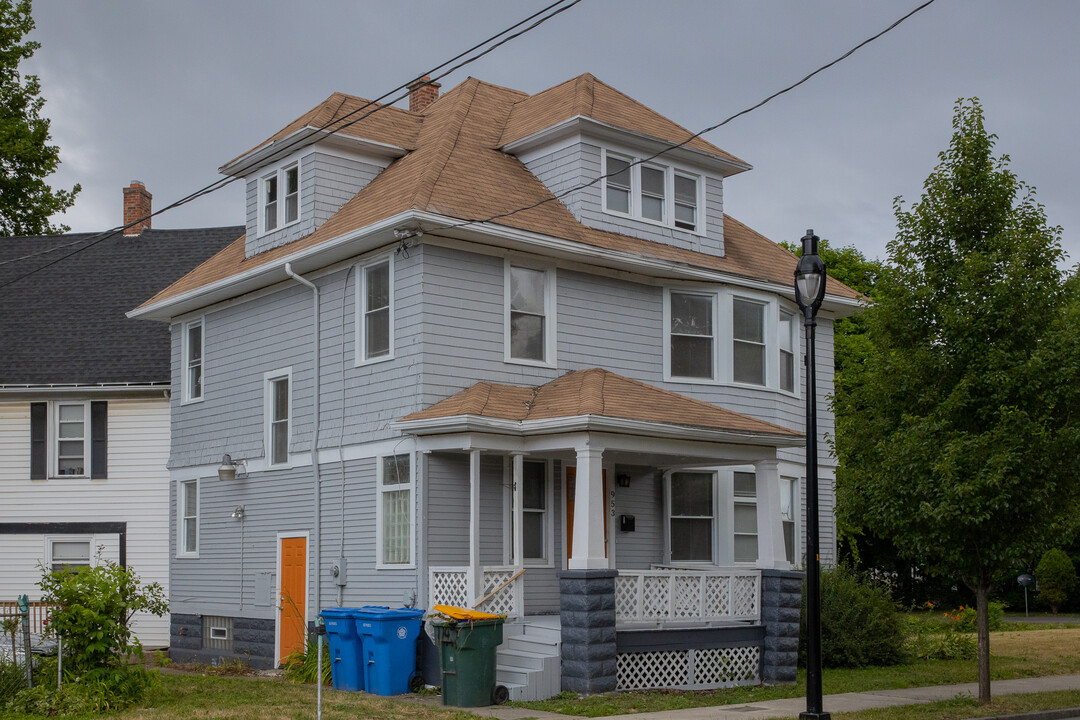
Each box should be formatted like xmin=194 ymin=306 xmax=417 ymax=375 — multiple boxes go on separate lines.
xmin=674 ymin=173 xmax=698 ymax=231
xmin=358 ymin=257 xmax=393 ymax=363
xmin=261 ymin=163 xmax=300 ymax=234
xmin=30 ymin=401 xmax=107 ymax=479
xmin=265 ymin=371 xmax=291 ymax=466
xmin=378 ymin=454 xmax=413 ymax=566
xmin=668 ymin=471 xmax=714 ymax=563
xmin=522 ymin=461 xmax=548 ymax=562
xmin=602 ymin=150 xmax=703 ymax=233
xmin=668 ymin=291 xmax=716 ymax=380
xmin=184 ymin=319 xmax=203 ymax=402
xmin=506 ymin=262 xmax=555 ymax=365
xmin=732 ymin=298 xmax=767 ymax=386
xmin=781 ymin=476 xmax=799 ymax=565
xmin=179 ymin=479 xmax=199 ymax=556
xmin=55 ymin=402 xmax=88 ymax=476
xmin=779 ymin=310 xmax=796 ymax=393
xmin=732 ymin=471 xmax=758 ymax=563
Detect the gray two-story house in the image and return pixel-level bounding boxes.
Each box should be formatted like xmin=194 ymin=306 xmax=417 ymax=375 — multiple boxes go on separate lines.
xmin=130 ymin=74 xmax=858 ymax=698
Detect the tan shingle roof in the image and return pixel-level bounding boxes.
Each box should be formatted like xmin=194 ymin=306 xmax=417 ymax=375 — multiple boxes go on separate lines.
xmin=400 ymin=368 xmax=802 ymax=438
xmin=500 ymin=73 xmax=746 ymax=166
xmin=224 ymin=92 xmax=424 ymax=169
xmin=142 ymin=75 xmax=858 ymax=310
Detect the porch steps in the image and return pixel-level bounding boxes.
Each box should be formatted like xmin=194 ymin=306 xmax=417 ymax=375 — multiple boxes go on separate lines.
xmin=496 ymin=619 xmax=561 ymax=701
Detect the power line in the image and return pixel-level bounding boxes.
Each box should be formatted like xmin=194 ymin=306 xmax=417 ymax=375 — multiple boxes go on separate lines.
xmin=0 ymin=0 xmax=582 ymax=287
xmin=428 ymin=0 xmax=938 ymax=234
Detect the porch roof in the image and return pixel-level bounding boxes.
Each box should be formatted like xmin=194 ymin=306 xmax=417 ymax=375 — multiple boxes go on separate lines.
xmin=396 ymin=369 xmax=803 ymax=446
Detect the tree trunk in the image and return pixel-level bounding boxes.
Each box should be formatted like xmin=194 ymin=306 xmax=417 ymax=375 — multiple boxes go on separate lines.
xmin=976 ymin=577 xmax=992 ymax=704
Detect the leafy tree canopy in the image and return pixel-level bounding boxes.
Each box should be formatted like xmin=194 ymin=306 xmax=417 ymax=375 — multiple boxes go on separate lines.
xmin=833 ymin=98 xmax=1080 ymax=702
xmin=0 ymin=0 xmax=79 ymax=235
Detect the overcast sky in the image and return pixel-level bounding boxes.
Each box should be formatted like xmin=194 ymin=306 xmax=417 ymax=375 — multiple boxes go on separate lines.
xmin=23 ymin=0 xmax=1080 ymax=266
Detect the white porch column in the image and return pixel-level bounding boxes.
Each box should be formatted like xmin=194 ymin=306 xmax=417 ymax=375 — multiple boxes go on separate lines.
xmin=512 ymin=453 xmax=525 ymax=569
xmin=569 ymin=445 xmax=608 ymax=569
xmin=754 ymin=459 xmax=791 ymax=570
xmin=467 ymin=449 xmax=483 ymax=604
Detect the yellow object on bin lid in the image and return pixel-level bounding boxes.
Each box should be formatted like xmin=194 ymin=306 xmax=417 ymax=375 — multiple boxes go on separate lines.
xmin=432 ymin=604 xmax=503 ymax=621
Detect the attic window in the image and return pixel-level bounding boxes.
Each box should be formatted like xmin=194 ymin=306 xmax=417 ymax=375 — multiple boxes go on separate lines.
xmin=260 ymin=163 xmax=300 ymax=234
xmin=602 ymin=149 xmax=703 ymax=234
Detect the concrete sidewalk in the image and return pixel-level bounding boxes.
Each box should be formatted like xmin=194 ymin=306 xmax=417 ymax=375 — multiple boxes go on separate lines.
xmin=459 ymin=674 xmax=1080 ymax=720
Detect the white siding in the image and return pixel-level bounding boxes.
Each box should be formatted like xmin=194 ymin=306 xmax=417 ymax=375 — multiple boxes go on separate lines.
xmin=0 ymin=398 xmax=171 ymax=646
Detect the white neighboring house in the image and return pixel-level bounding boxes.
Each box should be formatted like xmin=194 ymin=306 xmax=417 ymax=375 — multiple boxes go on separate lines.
xmin=0 ymin=182 xmax=241 ymax=647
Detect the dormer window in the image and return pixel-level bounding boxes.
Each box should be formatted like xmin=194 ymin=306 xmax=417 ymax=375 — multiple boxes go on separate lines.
xmin=602 ymin=149 xmax=703 ymax=233
xmin=260 ymin=163 xmax=300 ymax=234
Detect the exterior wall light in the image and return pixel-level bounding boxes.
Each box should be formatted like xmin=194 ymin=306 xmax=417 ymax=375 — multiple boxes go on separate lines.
xmin=217 ymin=454 xmax=247 ymax=481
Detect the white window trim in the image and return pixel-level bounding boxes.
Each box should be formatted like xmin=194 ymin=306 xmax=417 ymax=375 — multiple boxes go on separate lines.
xmin=375 ymin=452 xmax=416 ymax=570
xmin=731 ymin=468 xmax=759 ymax=566
xmin=264 ymin=368 xmax=293 ymax=468
xmin=45 ymin=536 xmax=94 ymax=571
xmin=355 ymin=254 xmax=395 ymax=366
xmin=600 ymin=147 xmax=707 ymax=236
xmin=182 ymin=317 xmax=205 ymax=404
xmin=503 ymin=259 xmax=558 ymax=368
xmin=663 ymin=470 xmax=718 ymax=566
xmin=503 ymin=458 xmax=555 ymax=568
xmin=663 ymin=285 xmax=801 ymax=396
xmin=51 ymin=400 xmax=89 ymax=479
xmin=258 ymin=161 xmax=302 ymax=237
xmin=177 ymin=479 xmax=199 ymax=558
xmin=663 ymin=287 xmax=720 ymax=383
xmin=209 ymin=625 xmax=230 ymax=641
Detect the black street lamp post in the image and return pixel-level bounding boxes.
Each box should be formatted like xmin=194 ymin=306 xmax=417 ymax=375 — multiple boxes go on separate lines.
xmin=794 ymin=229 xmax=829 ymax=720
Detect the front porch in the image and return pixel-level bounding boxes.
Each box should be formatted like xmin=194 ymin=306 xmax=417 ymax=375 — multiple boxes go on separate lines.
xmin=396 ymin=369 xmax=807 ymax=698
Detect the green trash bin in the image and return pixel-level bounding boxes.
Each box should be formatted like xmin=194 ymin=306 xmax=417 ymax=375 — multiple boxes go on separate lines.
xmin=433 ymin=617 xmax=507 ymax=706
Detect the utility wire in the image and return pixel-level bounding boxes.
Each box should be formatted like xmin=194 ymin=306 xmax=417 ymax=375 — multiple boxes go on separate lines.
xmin=0 ymin=0 xmax=582 ymax=288
xmin=427 ymin=0 xmax=938 ymax=233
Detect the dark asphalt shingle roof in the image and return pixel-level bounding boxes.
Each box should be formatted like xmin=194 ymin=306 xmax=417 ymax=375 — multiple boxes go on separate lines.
xmin=0 ymin=226 xmax=243 ymax=385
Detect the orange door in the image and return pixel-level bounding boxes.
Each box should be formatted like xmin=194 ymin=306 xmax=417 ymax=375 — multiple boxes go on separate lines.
xmin=565 ymin=468 xmax=608 ymax=564
xmin=278 ymin=536 xmax=307 ymax=664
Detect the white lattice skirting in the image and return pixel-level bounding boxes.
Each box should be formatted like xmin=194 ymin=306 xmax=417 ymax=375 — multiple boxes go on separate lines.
xmin=616 ymin=645 xmax=760 ymax=691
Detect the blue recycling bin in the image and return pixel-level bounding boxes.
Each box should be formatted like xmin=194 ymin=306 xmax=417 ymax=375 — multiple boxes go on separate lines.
xmin=320 ymin=608 xmax=364 ymax=691
xmin=354 ymin=606 xmax=425 ymax=695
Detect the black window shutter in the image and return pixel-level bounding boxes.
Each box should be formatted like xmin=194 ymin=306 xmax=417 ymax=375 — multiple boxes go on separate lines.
xmin=91 ymin=401 xmax=108 ymax=479
xmin=30 ymin=402 xmax=47 ymax=479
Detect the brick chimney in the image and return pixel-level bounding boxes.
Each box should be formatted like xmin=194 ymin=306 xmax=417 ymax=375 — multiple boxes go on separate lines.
xmin=407 ymin=76 xmax=441 ymax=113
xmin=123 ymin=181 xmax=152 ymax=235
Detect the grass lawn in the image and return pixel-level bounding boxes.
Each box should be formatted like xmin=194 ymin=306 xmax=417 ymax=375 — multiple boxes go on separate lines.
xmin=509 ymin=628 xmax=1080 ymax=717
xmin=833 ymin=690 xmax=1080 ymax=720
xmin=0 ymin=672 xmax=476 ymax=720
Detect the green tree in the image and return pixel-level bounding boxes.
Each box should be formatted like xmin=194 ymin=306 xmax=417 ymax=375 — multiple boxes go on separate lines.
xmin=0 ymin=0 xmax=79 ymax=235
xmin=833 ymin=98 xmax=1080 ymax=704
xmin=1035 ymin=548 xmax=1077 ymax=615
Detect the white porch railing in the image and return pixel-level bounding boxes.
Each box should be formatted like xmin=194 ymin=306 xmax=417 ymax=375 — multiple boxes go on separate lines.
xmin=428 ymin=565 xmax=524 ymax=618
xmin=615 ymin=569 xmax=760 ymax=625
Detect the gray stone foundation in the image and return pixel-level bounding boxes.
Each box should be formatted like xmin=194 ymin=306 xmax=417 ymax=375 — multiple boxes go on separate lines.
xmin=559 ymin=569 xmax=617 ymax=695
xmin=759 ymin=569 xmax=804 ymax=683
xmin=169 ymin=614 xmax=276 ymax=669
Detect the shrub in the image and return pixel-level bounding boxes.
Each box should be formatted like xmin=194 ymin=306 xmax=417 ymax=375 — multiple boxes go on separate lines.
xmin=800 ymin=564 xmax=907 ymax=668
xmin=7 ymin=665 xmax=156 ymax=714
xmin=38 ymin=554 xmax=168 ymax=677
xmin=1035 ymin=548 xmax=1077 ymax=614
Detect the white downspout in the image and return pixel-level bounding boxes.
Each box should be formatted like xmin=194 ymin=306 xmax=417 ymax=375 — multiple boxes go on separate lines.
xmin=284 ymin=263 xmax=323 ymax=715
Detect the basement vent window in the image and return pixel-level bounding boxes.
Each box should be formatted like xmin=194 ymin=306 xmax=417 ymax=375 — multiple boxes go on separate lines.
xmin=202 ymin=616 xmax=233 ymax=650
